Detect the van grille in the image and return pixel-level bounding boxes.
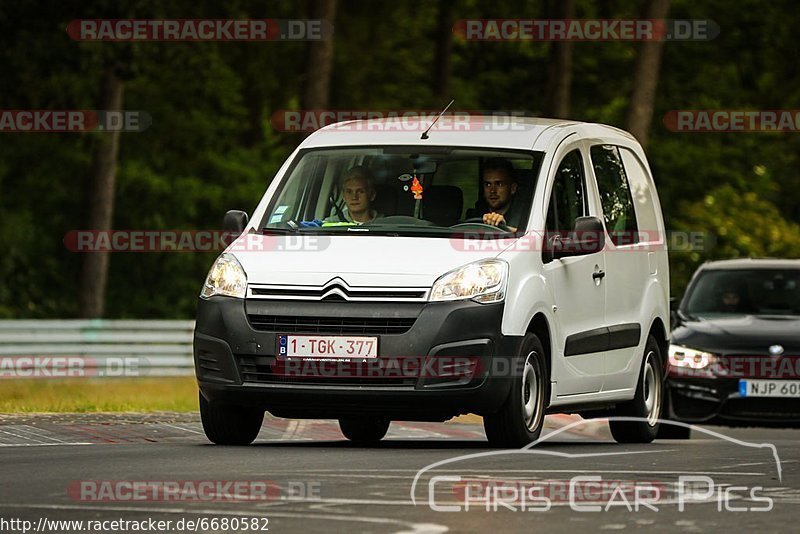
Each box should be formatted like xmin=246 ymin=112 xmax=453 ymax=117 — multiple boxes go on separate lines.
xmin=246 ymin=315 xmax=416 ymax=335
xmin=248 ymin=282 xmax=428 ymax=302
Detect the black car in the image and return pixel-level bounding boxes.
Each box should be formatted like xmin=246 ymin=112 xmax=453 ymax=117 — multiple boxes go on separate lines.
xmin=664 ymin=258 xmax=800 ymax=436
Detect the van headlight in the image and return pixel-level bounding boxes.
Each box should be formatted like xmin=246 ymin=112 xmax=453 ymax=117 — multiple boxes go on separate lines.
xmin=668 ymin=345 xmax=716 ymax=369
xmin=200 ymin=253 xmax=247 ymax=299
xmin=429 ymin=259 xmax=508 ymax=303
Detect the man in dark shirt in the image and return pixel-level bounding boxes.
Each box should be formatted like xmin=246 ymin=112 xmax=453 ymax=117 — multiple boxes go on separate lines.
xmin=481 ymin=158 xmax=521 ymax=231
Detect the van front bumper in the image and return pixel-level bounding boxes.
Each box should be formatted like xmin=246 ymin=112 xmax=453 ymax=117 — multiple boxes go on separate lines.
xmin=194 ymin=296 xmax=523 ymax=420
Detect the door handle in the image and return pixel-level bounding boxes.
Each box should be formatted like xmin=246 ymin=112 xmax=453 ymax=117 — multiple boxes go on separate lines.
xmin=592 ymin=270 xmax=606 ymax=280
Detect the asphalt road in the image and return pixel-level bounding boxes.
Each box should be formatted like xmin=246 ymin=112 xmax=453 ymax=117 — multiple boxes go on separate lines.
xmin=0 ymin=414 xmax=798 ymax=533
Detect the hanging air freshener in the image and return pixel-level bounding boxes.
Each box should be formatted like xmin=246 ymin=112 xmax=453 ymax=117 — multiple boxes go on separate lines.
xmin=411 ymin=174 xmax=423 ymax=200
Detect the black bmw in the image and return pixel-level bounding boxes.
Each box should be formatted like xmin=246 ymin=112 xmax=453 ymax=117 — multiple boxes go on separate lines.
xmin=666 ymin=258 xmax=800 ymax=435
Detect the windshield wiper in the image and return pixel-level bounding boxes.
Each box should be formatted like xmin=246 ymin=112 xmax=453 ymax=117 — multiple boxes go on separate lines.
xmin=310 ymin=224 xmax=454 ymax=237
xmin=368 ymin=223 xmax=513 ymax=236
xmin=365 ymin=223 xmax=447 ymax=231
xmin=260 ymin=226 xmax=299 ymax=234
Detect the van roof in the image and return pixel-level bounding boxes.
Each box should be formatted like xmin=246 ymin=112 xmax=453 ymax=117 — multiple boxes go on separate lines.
xmin=298 ymin=116 xmax=637 ymax=152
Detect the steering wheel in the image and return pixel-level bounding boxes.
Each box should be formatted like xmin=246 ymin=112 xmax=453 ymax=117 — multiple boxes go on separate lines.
xmin=451 ymin=217 xmax=512 ymax=232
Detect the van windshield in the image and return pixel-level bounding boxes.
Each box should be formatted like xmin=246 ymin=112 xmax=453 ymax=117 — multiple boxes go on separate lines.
xmin=260 ymin=146 xmax=544 ymax=237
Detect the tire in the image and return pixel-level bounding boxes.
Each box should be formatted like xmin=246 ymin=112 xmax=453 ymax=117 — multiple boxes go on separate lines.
xmin=199 ymin=391 xmax=264 ymax=445
xmin=609 ymin=335 xmax=664 ymax=444
xmin=484 ymin=334 xmax=548 ymax=448
xmin=339 ymin=417 xmax=390 ymax=444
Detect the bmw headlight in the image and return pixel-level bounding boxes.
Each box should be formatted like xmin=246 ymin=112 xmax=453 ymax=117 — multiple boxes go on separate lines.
xmin=668 ymin=344 xmax=716 ymax=369
xmin=429 ymin=259 xmax=508 ymax=303
xmin=200 ymin=253 xmax=247 ymax=299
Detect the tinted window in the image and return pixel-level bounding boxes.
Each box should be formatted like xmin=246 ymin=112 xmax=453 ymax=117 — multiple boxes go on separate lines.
xmin=546 ymin=149 xmax=588 ymax=234
xmin=619 ymin=148 xmax=660 ymax=239
xmin=591 ymin=145 xmax=638 ymax=245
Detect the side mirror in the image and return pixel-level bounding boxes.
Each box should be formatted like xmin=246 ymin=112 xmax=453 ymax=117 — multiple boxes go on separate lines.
xmin=670 ymin=297 xmax=682 ymax=327
xmin=223 ymin=210 xmax=249 ymax=235
xmin=548 ymin=216 xmax=606 ymax=260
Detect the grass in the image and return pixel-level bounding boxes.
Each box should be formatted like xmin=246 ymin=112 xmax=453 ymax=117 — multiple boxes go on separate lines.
xmin=0 ymin=377 xmax=486 ymax=421
xmin=0 ymin=377 xmax=199 ymax=413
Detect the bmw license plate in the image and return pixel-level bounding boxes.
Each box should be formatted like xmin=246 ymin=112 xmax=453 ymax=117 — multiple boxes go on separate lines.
xmin=739 ymin=379 xmax=800 ymax=398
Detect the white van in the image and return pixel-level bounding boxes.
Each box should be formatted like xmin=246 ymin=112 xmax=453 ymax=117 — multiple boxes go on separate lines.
xmin=194 ymin=116 xmax=670 ymax=447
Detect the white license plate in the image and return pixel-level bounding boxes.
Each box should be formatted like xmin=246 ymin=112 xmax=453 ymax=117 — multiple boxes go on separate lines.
xmin=739 ymin=379 xmax=800 ymax=398
xmin=277 ymin=335 xmax=378 ymax=359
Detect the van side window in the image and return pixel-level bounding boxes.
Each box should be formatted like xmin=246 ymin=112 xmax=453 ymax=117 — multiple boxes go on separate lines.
xmin=619 ymin=148 xmax=660 ymax=240
xmin=546 ymin=149 xmax=588 ymax=234
xmin=591 ymin=145 xmax=639 ymax=246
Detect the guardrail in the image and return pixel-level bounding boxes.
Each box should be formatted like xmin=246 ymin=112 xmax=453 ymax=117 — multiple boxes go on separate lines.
xmin=0 ymin=320 xmax=195 ymax=377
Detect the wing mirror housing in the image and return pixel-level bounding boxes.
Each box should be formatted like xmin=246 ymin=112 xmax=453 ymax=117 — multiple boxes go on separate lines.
xmin=222 ymin=210 xmax=249 ymax=247
xmin=547 ymin=216 xmax=606 ymax=260
xmin=223 ymin=210 xmax=249 ymax=235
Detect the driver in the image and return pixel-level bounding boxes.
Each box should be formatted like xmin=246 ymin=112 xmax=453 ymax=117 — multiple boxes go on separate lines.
xmin=718 ymin=285 xmax=750 ymax=313
xmin=325 ymin=166 xmax=382 ymax=224
xmin=480 ymin=158 xmax=521 ymax=231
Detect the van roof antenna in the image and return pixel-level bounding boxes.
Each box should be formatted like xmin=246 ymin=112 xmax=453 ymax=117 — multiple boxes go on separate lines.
xmin=421 ymin=99 xmax=455 ymax=140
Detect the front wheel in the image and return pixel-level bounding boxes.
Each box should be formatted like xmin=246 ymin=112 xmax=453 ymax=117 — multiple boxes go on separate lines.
xmin=609 ymin=336 xmax=664 ymax=443
xmin=339 ymin=417 xmax=390 ymax=444
xmin=199 ymin=391 xmax=264 ymax=445
xmin=484 ymin=334 xmax=547 ymax=448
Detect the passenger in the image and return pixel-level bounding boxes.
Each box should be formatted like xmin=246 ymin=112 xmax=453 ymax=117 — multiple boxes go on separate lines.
xmin=325 ymin=166 xmax=383 ymax=224
xmin=480 ymin=158 xmax=521 ymax=231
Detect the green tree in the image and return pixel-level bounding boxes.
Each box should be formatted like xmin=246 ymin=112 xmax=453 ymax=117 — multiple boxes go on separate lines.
xmin=671 ymin=185 xmax=800 ymax=296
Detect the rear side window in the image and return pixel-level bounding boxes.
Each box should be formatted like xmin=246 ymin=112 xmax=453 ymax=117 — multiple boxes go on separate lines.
xmin=591 ymin=145 xmax=638 ymax=246
xmin=619 ymin=148 xmax=661 ymax=241
xmin=546 ymin=149 xmax=588 ymax=234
